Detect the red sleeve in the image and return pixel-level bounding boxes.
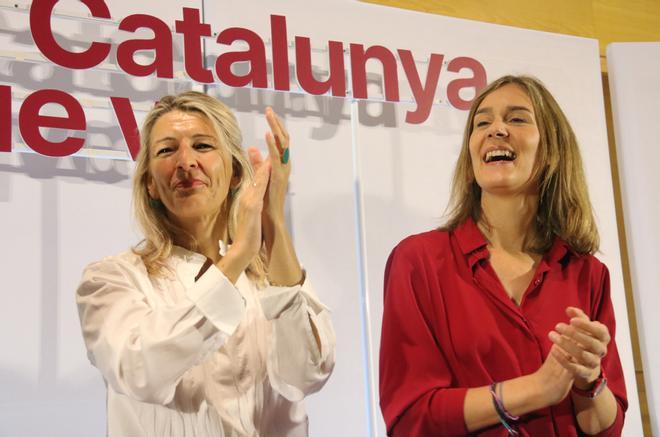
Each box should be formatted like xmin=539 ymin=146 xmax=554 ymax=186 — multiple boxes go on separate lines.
xmin=379 ymin=241 xmax=469 ymax=436
xmin=589 ymin=264 xmax=628 ymax=436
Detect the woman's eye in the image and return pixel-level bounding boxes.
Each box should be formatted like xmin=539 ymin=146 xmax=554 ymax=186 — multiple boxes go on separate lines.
xmin=194 ymin=143 xmax=213 ymax=150
xmin=508 ymin=113 xmax=531 ymax=123
xmin=475 ymin=120 xmax=490 ymax=128
xmin=155 ymin=147 xmax=173 ymax=156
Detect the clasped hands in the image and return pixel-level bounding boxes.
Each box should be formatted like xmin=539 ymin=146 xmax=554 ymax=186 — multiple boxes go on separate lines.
xmin=535 ymin=307 xmax=610 ymax=405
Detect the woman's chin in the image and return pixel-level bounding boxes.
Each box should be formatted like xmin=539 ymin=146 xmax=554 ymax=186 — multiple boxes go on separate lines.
xmin=167 ymin=203 xmax=220 ymax=223
xmin=480 ymin=183 xmax=535 ymax=197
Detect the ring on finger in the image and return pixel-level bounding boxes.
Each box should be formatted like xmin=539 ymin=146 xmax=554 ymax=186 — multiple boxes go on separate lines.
xmin=274 ymin=135 xmax=290 ymax=164
xmin=281 ymin=147 xmax=290 ymax=164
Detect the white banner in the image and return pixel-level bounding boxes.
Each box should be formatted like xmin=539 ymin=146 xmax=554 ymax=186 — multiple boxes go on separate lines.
xmin=607 ymin=41 xmax=660 ymax=437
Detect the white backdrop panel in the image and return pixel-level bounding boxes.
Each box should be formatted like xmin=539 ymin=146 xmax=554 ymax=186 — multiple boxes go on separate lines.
xmin=607 ymin=41 xmax=660 ymax=436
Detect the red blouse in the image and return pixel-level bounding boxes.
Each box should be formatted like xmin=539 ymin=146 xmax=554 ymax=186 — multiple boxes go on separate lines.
xmin=379 ymin=219 xmax=627 ymax=436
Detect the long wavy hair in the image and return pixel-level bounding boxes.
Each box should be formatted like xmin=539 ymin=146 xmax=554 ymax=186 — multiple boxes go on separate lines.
xmin=443 ymin=75 xmax=599 ymax=254
xmin=132 ymin=91 xmax=267 ymax=281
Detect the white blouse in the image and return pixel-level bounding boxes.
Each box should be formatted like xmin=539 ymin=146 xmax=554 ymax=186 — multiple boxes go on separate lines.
xmin=76 ymin=244 xmax=335 ymax=437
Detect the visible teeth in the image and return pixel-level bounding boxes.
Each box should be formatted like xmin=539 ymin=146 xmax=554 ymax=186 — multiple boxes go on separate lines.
xmin=485 ymin=149 xmax=515 ymax=162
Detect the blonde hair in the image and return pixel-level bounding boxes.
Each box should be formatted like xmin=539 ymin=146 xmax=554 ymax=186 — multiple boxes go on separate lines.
xmin=444 ymin=75 xmax=599 ymax=254
xmin=132 ymin=91 xmax=267 ymax=281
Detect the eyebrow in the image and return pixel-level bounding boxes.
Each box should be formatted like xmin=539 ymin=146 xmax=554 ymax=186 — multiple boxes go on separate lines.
xmin=475 ymin=105 xmax=533 ymax=116
xmin=154 ymin=134 xmax=217 ymax=144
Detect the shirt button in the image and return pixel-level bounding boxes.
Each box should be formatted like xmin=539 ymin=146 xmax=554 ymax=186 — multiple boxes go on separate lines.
xmin=534 ymin=279 xmax=541 ymax=286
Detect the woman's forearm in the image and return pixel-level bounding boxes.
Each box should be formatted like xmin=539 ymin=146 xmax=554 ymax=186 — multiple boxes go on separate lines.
xmin=572 ymin=386 xmax=618 ymax=434
xmin=263 ymin=220 xmax=303 ymax=286
xmin=464 ymin=373 xmax=550 ymax=432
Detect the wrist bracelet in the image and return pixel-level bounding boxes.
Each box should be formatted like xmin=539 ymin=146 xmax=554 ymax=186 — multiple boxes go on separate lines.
xmin=490 ymin=382 xmax=519 ymax=421
xmin=490 ymin=382 xmax=519 ymax=436
xmin=571 ymin=369 xmax=607 ymax=399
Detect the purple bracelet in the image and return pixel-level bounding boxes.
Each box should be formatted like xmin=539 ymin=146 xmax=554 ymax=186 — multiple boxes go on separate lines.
xmin=491 ymin=382 xmax=519 ymax=421
xmin=490 ymin=382 xmax=519 ymax=435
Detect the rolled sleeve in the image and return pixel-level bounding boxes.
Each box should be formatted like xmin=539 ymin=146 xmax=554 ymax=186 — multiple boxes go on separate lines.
xmin=260 ymin=277 xmax=336 ymax=402
xmin=186 ymin=264 xmax=246 ymax=335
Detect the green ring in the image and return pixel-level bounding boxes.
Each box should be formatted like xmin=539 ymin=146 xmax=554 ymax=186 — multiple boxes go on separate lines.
xmin=281 ymin=148 xmax=290 ymax=164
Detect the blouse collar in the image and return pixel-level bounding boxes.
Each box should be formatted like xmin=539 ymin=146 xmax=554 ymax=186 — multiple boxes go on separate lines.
xmin=453 ymin=218 xmax=574 ymax=269
xmin=170 ymin=240 xmax=229 ymax=262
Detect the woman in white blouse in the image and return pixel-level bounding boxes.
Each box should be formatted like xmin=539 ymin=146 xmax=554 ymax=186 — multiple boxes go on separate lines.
xmin=76 ymin=91 xmax=335 ymax=437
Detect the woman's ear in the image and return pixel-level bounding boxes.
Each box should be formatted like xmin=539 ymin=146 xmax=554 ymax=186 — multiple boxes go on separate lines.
xmin=230 ymin=157 xmax=242 ymax=189
xmin=147 ymin=176 xmax=159 ymax=199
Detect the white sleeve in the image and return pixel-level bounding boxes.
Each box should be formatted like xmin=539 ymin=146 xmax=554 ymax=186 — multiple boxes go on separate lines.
xmin=76 ymin=257 xmax=245 ymax=405
xmin=259 ymin=276 xmax=336 ymax=402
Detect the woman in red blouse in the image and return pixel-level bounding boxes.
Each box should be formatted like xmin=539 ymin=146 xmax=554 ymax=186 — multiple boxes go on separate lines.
xmin=379 ymin=75 xmax=627 ymax=436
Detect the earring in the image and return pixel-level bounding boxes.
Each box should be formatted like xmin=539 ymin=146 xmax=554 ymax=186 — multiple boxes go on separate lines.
xmin=149 ymin=198 xmax=164 ymax=210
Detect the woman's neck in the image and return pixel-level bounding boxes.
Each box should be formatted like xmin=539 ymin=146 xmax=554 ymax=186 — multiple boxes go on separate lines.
xmin=171 ymin=212 xmax=228 ymax=262
xmin=479 ymin=192 xmax=538 ymax=253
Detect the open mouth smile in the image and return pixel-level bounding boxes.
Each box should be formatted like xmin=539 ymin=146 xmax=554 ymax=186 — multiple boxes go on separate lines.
xmin=483 ymin=149 xmax=516 ymax=163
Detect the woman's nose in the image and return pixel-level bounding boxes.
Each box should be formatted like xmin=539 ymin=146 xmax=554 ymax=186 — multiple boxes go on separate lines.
xmin=487 ymin=121 xmax=508 ymax=138
xmin=175 ymin=145 xmax=197 ymax=169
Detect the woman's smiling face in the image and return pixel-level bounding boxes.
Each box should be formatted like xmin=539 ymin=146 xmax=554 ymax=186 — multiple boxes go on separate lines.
xmin=147 ymin=110 xmax=233 ymax=223
xmin=469 ymin=83 xmax=541 ymax=196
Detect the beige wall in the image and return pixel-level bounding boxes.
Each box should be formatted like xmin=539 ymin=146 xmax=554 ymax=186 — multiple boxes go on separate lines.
xmin=362 ymin=1 xmax=658 ymax=435
xmin=362 ymin=0 xmax=660 ymax=71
